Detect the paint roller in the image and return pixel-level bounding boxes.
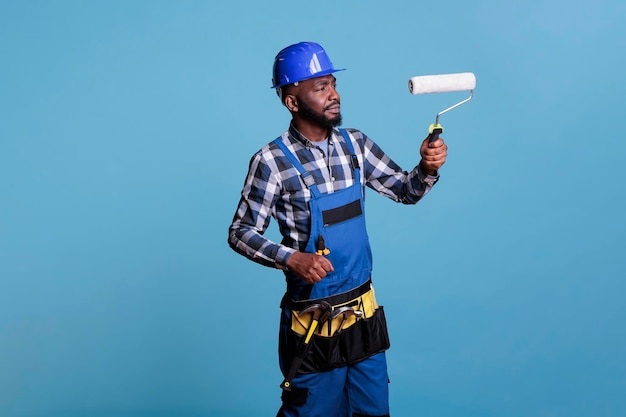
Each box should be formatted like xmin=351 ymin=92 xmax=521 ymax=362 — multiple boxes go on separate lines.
xmin=408 ymin=72 xmax=476 ymax=142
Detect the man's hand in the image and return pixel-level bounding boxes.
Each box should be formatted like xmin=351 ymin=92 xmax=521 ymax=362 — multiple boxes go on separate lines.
xmin=419 ymin=137 xmax=448 ymax=175
xmin=285 ymin=251 xmax=334 ymax=284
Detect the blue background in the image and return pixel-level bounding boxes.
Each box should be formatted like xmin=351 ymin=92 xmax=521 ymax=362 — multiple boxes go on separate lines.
xmin=1 ymin=1 xmax=625 ymax=416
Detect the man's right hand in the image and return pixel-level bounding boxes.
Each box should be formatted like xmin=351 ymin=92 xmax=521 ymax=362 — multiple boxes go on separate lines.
xmin=285 ymin=251 xmax=334 ymax=284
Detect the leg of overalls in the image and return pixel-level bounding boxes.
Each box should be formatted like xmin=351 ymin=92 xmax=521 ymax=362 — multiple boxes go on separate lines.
xmin=278 ymin=307 xmax=350 ymax=417
xmin=277 ymin=367 xmax=350 ymax=417
xmin=277 ymin=353 xmax=390 ymax=417
xmin=347 ymin=352 xmax=390 ymax=417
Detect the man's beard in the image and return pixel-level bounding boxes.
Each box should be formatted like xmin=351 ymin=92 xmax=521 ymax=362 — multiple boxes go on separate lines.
xmin=298 ymin=100 xmax=342 ymax=128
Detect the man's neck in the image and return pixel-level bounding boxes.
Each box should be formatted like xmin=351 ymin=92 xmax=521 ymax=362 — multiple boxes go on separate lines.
xmin=292 ymin=119 xmax=330 ymax=142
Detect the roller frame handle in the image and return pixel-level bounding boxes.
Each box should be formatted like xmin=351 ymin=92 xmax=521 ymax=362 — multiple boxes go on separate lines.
xmin=428 ymin=123 xmax=443 ymax=143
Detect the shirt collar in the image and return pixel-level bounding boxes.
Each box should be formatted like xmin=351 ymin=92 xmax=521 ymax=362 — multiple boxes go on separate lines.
xmin=288 ymin=122 xmax=337 ymax=148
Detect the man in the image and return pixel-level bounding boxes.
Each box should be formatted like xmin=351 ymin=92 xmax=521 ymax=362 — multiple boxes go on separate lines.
xmin=228 ymin=42 xmax=447 ymax=417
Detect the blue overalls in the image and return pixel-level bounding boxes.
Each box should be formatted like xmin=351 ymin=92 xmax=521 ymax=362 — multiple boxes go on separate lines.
xmin=274 ymin=129 xmax=391 ymax=417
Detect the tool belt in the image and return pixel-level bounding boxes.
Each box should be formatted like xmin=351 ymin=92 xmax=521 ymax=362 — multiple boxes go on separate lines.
xmin=281 ymin=280 xmax=390 ymax=373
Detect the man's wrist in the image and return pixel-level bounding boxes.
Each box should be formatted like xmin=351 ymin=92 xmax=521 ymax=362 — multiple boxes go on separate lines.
xmin=278 ymin=248 xmax=297 ymax=270
xmin=419 ymin=160 xmax=437 ymax=176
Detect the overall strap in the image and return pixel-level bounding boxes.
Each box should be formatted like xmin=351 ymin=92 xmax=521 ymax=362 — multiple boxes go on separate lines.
xmin=338 ymin=129 xmax=362 ymax=186
xmin=273 ymin=129 xmax=361 ymax=195
xmin=273 ymin=137 xmax=322 ymax=198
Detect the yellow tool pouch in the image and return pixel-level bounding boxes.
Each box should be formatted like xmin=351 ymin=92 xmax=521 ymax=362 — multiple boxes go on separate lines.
xmin=291 ymin=286 xmax=378 ymax=337
xmin=281 ymin=280 xmax=390 ymax=374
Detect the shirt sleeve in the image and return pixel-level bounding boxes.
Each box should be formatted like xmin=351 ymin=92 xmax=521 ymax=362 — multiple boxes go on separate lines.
xmin=358 ymin=130 xmax=439 ymax=204
xmin=227 ymin=152 xmax=295 ymax=269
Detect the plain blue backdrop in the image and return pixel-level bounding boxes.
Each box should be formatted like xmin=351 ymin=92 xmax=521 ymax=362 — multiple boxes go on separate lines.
xmin=1 ymin=1 xmax=625 ymax=416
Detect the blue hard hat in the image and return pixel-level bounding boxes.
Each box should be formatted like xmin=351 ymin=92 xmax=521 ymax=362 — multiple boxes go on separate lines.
xmin=271 ymin=42 xmax=345 ymax=89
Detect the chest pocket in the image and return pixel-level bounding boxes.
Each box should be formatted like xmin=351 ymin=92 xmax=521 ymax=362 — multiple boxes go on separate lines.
xmin=322 ymin=199 xmax=362 ymax=227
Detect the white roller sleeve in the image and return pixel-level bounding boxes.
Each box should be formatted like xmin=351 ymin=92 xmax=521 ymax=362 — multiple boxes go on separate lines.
xmin=408 ymin=72 xmax=476 ymax=95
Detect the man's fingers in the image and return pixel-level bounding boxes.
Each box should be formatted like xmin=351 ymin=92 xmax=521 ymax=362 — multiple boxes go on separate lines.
xmin=286 ymin=251 xmax=335 ymax=284
xmin=307 ymin=256 xmax=334 ymax=283
xmin=321 ymin=257 xmax=334 ymax=272
xmin=428 ymin=138 xmax=445 ymax=148
xmin=314 ymin=258 xmax=333 ymax=276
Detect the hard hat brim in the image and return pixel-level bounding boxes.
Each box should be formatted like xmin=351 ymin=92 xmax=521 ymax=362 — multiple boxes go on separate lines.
xmin=271 ymin=68 xmax=346 ymax=89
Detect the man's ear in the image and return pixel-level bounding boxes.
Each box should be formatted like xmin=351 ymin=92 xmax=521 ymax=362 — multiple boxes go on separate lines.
xmin=284 ymin=95 xmax=298 ymax=112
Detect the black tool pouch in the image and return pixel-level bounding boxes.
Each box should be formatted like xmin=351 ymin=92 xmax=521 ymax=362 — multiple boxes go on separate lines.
xmin=284 ymin=306 xmax=390 ymax=374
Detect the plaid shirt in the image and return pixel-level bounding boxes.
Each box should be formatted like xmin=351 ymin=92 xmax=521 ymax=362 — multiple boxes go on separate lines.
xmin=228 ymin=123 xmax=439 ymax=269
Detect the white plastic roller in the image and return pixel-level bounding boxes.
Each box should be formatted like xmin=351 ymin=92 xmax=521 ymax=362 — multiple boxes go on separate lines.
xmin=408 ymin=72 xmax=476 ymax=95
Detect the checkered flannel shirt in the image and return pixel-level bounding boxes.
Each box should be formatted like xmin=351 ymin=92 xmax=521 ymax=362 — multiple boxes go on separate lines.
xmin=228 ymin=124 xmax=439 ymax=269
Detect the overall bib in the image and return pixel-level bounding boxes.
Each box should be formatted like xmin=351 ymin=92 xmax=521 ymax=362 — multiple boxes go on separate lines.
xmin=274 ymin=130 xmax=391 ymax=417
